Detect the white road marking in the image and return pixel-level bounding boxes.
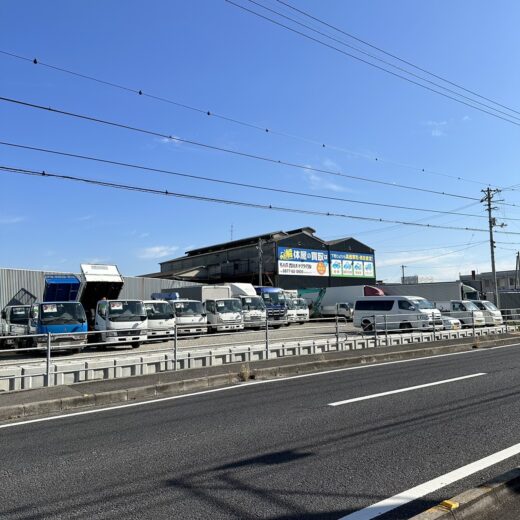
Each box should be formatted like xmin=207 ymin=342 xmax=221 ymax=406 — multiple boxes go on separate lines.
xmin=0 ymin=343 xmax=517 ymax=430
xmin=329 ymin=373 xmax=486 ymax=406
xmin=338 ymin=441 xmax=520 ymax=519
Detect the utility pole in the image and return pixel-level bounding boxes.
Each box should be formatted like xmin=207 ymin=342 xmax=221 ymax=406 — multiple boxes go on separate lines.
xmin=481 ymin=188 xmax=506 ymax=308
xmin=257 ymin=238 xmax=263 ymax=286
xmin=401 ymin=265 xmax=407 ymax=284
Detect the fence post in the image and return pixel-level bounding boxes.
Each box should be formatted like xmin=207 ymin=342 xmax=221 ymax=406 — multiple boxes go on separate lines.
xmin=373 ymin=314 xmax=378 ymax=347
xmin=384 ymin=314 xmax=388 ymax=346
xmin=265 ymin=313 xmax=270 ymax=360
xmin=46 ymin=332 xmax=52 ymax=387
xmin=504 ymin=311 xmax=509 ymax=334
xmin=335 ymin=315 xmax=340 ymax=349
xmin=173 ymin=323 xmax=178 ymax=371
xmin=472 ymin=310 xmax=476 ymax=337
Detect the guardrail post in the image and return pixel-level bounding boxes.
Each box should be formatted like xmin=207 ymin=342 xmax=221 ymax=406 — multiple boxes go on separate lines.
xmin=265 ymin=313 xmax=270 ymax=360
xmin=504 ymin=311 xmax=509 ymax=334
xmin=472 ymin=310 xmax=476 ymax=337
xmin=433 ymin=316 xmax=436 ymax=338
xmin=173 ymin=323 xmax=178 ymax=371
xmin=46 ymin=332 xmax=52 ymax=387
xmin=384 ymin=315 xmax=388 ymax=346
xmin=335 ymin=315 xmax=340 ymax=349
xmin=373 ymin=315 xmax=378 ymax=347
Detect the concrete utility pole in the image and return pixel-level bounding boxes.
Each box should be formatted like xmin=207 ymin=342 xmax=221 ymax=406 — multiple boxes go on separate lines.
xmin=401 ymin=265 xmax=406 ymax=284
xmin=257 ymin=238 xmax=263 ymax=286
xmin=481 ymin=188 xmax=505 ymax=308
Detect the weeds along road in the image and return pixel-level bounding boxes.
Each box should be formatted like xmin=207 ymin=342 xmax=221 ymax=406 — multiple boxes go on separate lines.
xmin=2 ymin=342 xmax=520 ymax=519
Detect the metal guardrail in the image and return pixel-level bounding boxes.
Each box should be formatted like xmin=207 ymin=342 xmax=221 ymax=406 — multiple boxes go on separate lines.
xmin=0 ymin=310 xmax=519 ymax=392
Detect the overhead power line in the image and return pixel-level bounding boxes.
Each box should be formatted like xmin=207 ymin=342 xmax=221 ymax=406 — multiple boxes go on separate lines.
xmin=226 ymin=0 xmax=520 ymax=129
xmin=3 ymin=163 xmax=520 ymax=235
xmin=0 ymin=139 xmax=502 ymax=220
xmin=276 ymin=0 xmax=520 ymax=119
xmin=247 ymin=0 xmax=520 ymax=125
xmin=0 ymin=94 xmax=484 ymax=202
xmin=0 ymin=49 xmax=491 ymax=188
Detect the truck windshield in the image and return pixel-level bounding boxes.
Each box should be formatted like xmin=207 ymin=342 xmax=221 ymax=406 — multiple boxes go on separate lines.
xmin=464 ymin=301 xmax=479 ymax=311
xmin=9 ymin=307 xmax=30 ymax=325
xmin=294 ymin=299 xmax=308 ymax=310
xmin=216 ymin=299 xmax=242 ymax=313
xmin=145 ymin=302 xmax=173 ymax=320
xmin=261 ymin=292 xmax=285 ymax=305
xmin=483 ymin=301 xmax=499 ymax=311
xmin=286 ymin=299 xmax=296 ymax=310
xmin=410 ymin=299 xmax=435 ymax=310
xmin=40 ymin=303 xmax=86 ymax=325
xmin=241 ymin=297 xmax=265 ymax=311
xmin=108 ymin=301 xmax=145 ymax=321
xmin=173 ymin=301 xmax=203 ymax=316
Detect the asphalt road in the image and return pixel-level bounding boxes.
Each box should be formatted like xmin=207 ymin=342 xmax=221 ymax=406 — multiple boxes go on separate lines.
xmin=3 ymin=343 xmax=520 ymax=519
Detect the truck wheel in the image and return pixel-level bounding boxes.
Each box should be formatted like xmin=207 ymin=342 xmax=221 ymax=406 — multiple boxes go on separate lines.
xmin=131 ymin=342 xmax=141 ymax=349
xmin=400 ymin=322 xmax=412 ymax=331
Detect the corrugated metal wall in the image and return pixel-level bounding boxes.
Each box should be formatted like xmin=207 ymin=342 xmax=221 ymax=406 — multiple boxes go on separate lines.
xmin=0 ymin=268 xmax=196 ymax=310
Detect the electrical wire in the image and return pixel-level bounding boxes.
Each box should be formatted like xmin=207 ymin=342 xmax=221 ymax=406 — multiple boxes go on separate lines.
xmin=0 ymin=48 xmax=493 ymax=188
xmin=276 ymin=0 xmax=520 ymax=119
xmin=226 ymin=0 xmax=520 ymax=129
xmin=0 ymin=139 xmax=501 ymax=220
xmin=3 ymin=163 xmax=520 ymax=235
xmin=0 ymin=94 xmax=485 ymax=202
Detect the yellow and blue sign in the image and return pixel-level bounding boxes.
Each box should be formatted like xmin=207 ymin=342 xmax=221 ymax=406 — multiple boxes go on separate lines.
xmin=277 ymin=247 xmax=329 ymax=277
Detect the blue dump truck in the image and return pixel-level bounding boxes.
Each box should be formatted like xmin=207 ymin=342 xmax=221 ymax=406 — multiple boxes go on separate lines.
xmin=27 ymin=275 xmax=88 ymax=352
xmin=255 ymin=286 xmax=287 ymax=328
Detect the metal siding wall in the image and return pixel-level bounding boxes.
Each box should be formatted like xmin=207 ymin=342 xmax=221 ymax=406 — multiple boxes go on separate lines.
xmin=0 ymin=268 xmax=198 ymax=309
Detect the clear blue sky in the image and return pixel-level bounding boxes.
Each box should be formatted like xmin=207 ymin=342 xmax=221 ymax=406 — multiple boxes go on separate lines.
xmin=1 ymin=0 xmax=520 ymax=281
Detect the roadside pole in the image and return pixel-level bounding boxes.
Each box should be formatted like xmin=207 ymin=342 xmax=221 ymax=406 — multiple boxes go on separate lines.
xmin=373 ymin=315 xmax=378 ymax=347
xmin=335 ymin=315 xmax=340 ymax=349
xmin=173 ymin=324 xmax=178 ymax=371
xmin=46 ymin=333 xmax=52 ymax=387
xmin=472 ymin=310 xmax=476 ymax=337
xmin=265 ymin=314 xmax=270 ymax=360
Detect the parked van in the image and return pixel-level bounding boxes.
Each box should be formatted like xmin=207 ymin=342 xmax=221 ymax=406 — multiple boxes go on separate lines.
xmin=353 ymin=296 xmax=441 ymax=332
xmin=143 ymin=300 xmax=175 ymax=340
xmin=434 ymin=300 xmax=485 ymax=328
xmin=470 ymin=300 xmax=503 ymax=326
xmin=204 ymin=298 xmax=244 ymax=332
xmin=95 ymin=299 xmax=148 ymax=347
xmin=169 ymin=299 xmax=207 ymax=335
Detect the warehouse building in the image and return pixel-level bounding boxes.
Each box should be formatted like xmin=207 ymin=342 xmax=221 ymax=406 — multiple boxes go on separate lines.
xmin=145 ymin=227 xmax=376 ymax=290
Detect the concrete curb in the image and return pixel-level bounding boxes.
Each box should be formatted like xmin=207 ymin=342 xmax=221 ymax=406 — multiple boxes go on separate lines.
xmin=0 ymin=337 xmax=518 ymax=422
xmin=410 ymin=467 xmax=520 ymax=519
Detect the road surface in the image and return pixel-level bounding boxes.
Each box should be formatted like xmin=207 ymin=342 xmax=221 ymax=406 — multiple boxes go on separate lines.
xmin=2 ymin=342 xmax=520 ymax=519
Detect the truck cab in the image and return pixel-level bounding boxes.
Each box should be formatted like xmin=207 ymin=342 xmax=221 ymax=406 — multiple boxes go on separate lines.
xmin=239 ymin=295 xmax=267 ymax=328
xmin=204 ymin=298 xmax=244 ymax=332
xmin=255 ymin=286 xmax=287 ymax=327
xmin=169 ymin=299 xmax=207 ymax=335
xmin=143 ymin=300 xmax=176 ymax=339
xmin=95 ymin=299 xmax=148 ymax=347
xmin=1 ymin=305 xmax=31 ymax=348
xmin=28 ymin=301 xmax=88 ymax=351
xmin=470 ymin=300 xmax=503 ymax=326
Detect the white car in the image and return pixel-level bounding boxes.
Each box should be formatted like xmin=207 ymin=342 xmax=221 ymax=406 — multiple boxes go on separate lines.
xmin=442 ymin=316 xmax=461 ymax=330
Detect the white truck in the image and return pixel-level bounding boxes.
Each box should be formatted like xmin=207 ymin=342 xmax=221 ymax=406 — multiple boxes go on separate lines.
xmin=286 ymin=298 xmax=310 ymax=324
xmin=470 ymin=300 xmax=503 ymax=326
xmin=169 ymin=299 xmax=207 ymax=335
xmin=0 ymin=305 xmax=31 ymax=348
xmin=434 ymin=300 xmax=486 ymax=328
xmin=143 ymin=300 xmax=176 ymax=339
xmin=299 ymin=285 xmax=384 ymax=319
xmin=225 ymin=283 xmax=267 ymax=328
xmin=95 ymin=299 xmax=148 ymax=347
xmin=175 ymin=285 xmax=243 ymax=333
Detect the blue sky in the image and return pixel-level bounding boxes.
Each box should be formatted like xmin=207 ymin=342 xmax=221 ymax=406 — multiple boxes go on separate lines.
xmin=1 ymin=0 xmax=520 ymax=281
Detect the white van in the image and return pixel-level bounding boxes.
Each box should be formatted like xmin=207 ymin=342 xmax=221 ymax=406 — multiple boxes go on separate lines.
xmin=204 ymin=298 xmax=244 ymax=332
xmin=95 ymin=299 xmax=148 ymax=347
xmin=143 ymin=300 xmax=176 ymax=339
xmin=434 ymin=300 xmax=485 ymax=328
xmin=353 ymin=296 xmax=441 ymax=332
xmin=169 ymin=299 xmax=207 ymax=335
xmin=470 ymin=300 xmax=503 ymax=326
